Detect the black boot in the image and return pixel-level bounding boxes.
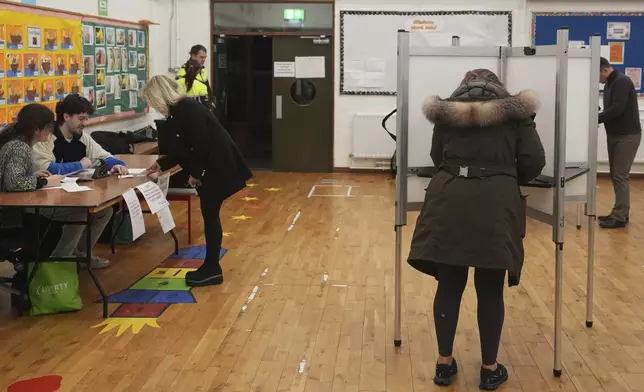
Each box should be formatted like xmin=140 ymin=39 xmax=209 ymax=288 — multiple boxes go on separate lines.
xmin=186 ymin=262 xmax=223 ymax=287
xmin=599 ymin=216 xmax=627 ymax=229
xmin=479 ymin=363 xmax=508 ymax=390
xmin=434 ymin=358 xmax=458 ymax=386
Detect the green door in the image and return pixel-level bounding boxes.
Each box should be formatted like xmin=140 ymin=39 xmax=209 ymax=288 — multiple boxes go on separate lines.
xmin=272 ymin=36 xmax=333 ymax=173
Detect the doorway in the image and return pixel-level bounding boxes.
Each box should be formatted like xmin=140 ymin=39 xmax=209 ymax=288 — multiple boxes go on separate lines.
xmin=214 ymin=35 xmax=334 ymax=172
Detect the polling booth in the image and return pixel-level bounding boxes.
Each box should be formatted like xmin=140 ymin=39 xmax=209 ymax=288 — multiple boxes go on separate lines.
xmin=393 ymin=28 xmax=600 ymax=376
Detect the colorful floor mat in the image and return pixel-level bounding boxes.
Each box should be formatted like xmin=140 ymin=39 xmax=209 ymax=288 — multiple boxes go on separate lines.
xmin=91 ymin=246 xmax=226 ymax=336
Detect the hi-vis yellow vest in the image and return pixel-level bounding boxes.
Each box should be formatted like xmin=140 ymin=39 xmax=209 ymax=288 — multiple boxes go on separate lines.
xmin=176 ymin=66 xmax=209 ymax=103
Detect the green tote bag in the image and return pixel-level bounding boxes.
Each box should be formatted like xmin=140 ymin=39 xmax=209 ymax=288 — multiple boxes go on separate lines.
xmin=28 ymin=262 xmax=83 ymax=316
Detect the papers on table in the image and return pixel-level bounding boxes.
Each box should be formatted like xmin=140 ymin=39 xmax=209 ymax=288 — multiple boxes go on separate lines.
xmin=61 ymin=177 xmax=78 ymax=183
xmin=122 ymin=188 xmax=145 ymax=240
xmin=136 ymin=181 xmax=169 ymax=214
xmin=61 ymin=183 xmax=92 ymax=193
xmin=157 ymin=206 xmax=176 ymax=234
xmin=157 ymin=174 xmax=170 ymax=197
xmin=128 ymin=168 xmax=147 ymax=175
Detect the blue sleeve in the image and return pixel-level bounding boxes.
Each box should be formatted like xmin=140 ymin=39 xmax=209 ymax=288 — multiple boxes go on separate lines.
xmin=47 ymin=161 xmax=83 ymax=175
xmin=104 ymin=157 xmax=126 ymax=169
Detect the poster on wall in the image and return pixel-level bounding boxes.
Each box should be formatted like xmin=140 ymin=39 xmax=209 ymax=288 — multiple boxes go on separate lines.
xmin=609 ymin=41 xmax=625 ymax=65
xmin=607 ymin=22 xmax=631 ymax=40
xmin=626 ymin=67 xmax=642 ymax=90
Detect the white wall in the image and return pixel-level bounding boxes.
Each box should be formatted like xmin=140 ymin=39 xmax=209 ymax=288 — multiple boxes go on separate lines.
xmin=32 ymin=0 xmax=210 ymax=133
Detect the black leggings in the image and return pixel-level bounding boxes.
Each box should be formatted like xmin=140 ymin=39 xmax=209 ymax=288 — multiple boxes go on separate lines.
xmin=197 ymin=187 xmax=224 ymax=274
xmin=434 ymin=264 xmax=506 ymax=366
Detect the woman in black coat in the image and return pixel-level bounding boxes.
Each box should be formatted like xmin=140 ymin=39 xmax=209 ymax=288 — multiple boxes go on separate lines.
xmin=408 ymin=69 xmax=545 ymax=390
xmin=143 ymin=75 xmax=252 ymax=287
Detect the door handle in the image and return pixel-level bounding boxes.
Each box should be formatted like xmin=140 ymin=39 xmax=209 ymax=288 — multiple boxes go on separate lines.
xmin=276 ymin=95 xmax=283 ymax=119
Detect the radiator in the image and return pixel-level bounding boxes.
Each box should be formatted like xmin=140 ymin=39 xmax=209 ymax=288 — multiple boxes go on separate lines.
xmin=350 ymin=113 xmax=396 ymax=159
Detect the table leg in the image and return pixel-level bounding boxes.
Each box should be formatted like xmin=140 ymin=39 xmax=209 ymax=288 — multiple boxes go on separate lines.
xmin=170 ymin=229 xmax=179 ymax=255
xmin=24 ymin=208 xmax=42 ymax=312
xmin=188 ymin=197 xmax=192 ymax=244
xmin=111 ymin=203 xmax=127 ymax=254
xmin=84 ymin=210 xmax=108 ymax=318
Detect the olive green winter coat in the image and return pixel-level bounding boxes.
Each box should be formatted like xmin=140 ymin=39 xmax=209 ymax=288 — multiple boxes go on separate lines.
xmin=407 ymin=81 xmax=545 ymax=286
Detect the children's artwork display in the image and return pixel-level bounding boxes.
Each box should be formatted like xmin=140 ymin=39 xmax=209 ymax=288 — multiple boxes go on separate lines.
xmin=0 ymin=7 xmax=82 ymax=127
xmin=0 ymin=3 xmax=149 ymax=127
xmin=82 ymin=20 xmax=148 ymax=120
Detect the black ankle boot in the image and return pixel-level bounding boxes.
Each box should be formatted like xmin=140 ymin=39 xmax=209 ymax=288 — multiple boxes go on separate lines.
xmin=479 ymin=363 xmax=508 ymax=390
xmin=434 ymin=358 xmax=458 ymax=386
xmin=186 ymin=265 xmax=223 ymax=287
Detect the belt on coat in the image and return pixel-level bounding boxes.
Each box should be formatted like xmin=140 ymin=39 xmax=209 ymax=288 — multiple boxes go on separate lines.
xmin=440 ymin=164 xmax=516 ymax=179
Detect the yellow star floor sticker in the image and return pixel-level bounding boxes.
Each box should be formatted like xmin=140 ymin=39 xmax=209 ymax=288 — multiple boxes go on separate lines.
xmin=247 ymin=183 xmax=258 ymax=187
xmin=241 ymin=197 xmax=259 ymax=201
xmin=265 ymin=188 xmax=281 ymax=192
xmin=232 ymin=215 xmax=252 ymax=221
xmin=223 ymin=232 xmax=232 ymax=237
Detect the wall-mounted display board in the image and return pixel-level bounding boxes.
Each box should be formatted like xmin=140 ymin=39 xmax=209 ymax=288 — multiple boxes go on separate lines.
xmin=81 ymin=19 xmax=148 ymax=124
xmin=533 ymin=12 xmax=644 ymax=95
xmin=0 ymin=0 xmax=150 ymax=128
xmin=0 ymin=4 xmax=82 ymax=129
xmin=339 ymin=11 xmax=512 ymax=95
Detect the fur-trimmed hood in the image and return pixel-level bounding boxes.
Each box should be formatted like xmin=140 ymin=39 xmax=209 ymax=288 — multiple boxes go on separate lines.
xmin=422 ymin=88 xmax=540 ymax=128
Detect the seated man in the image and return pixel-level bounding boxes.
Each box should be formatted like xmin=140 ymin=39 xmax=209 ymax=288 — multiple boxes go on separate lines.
xmin=32 ymin=94 xmax=128 ymax=268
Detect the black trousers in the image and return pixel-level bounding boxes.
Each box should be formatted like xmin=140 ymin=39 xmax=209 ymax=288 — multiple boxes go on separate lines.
xmin=197 ymin=187 xmax=224 ymax=274
xmin=434 ymin=263 xmax=506 ymax=366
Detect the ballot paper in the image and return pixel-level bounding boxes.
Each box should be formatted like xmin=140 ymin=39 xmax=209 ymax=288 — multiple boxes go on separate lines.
xmin=136 ymin=181 xmax=169 ymax=214
xmin=156 ymin=206 xmax=176 ymax=234
xmin=61 ymin=177 xmax=79 ymax=183
xmin=61 ymin=183 xmax=92 ymax=193
xmin=122 ymin=188 xmax=145 ymax=240
xmin=157 ymin=174 xmax=170 ymax=197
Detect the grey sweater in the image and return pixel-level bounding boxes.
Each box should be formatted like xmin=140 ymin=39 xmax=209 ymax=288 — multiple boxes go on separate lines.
xmin=0 ymin=134 xmax=39 ymax=228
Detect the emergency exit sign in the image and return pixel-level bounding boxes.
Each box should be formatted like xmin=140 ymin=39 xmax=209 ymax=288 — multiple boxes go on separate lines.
xmin=284 ymin=9 xmax=305 ymax=21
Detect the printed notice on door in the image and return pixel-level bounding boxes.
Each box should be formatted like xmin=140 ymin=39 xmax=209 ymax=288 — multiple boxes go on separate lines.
xmin=295 ymin=56 xmax=325 ymax=79
xmin=274 ymin=62 xmax=295 ymax=78
xmin=626 ymin=67 xmax=642 ymax=90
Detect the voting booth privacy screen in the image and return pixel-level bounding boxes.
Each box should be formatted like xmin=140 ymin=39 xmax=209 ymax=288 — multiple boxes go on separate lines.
xmin=393 ymin=29 xmax=600 ymax=375
xmin=339 ymin=11 xmax=512 ymax=95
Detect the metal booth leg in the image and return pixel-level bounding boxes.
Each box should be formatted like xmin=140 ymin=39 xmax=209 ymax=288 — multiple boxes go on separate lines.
xmin=394 ymin=225 xmax=402 ymax=347
xmin=576 ymin=204 xmax=582 ymax=229
xmin=586 ymin=215 xmax=596 ymax=328
xmin=554 ymin=243 xmax=564 ymax=377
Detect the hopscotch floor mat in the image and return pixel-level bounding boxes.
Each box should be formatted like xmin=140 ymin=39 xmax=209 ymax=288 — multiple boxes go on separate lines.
xmin=91 ymin=245 xmax=227 ymax=336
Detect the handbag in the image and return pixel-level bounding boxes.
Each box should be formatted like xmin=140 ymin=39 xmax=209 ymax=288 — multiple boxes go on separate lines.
xmin=28 ymin=262 xmax=82 ymax=316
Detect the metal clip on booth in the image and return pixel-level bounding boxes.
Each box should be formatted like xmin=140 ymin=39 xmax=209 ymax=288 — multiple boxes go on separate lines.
xmin=393 ymin=28 xmax=600 ymax=377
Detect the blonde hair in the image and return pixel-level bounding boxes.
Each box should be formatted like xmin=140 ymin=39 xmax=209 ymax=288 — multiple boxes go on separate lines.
xmin=141 ymin=75 xmax=185 ymax=116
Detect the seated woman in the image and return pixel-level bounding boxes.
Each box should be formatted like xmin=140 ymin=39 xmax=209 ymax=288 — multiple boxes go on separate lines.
xmin=407 ymin=69 xmax=545 ymax=390
xmin=0 ymin=104 xmax=63 ymax=298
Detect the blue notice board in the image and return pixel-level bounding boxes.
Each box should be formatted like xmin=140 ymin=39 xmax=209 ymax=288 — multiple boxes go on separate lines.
xmin=533 ymin=12 xmax=644 ymax=94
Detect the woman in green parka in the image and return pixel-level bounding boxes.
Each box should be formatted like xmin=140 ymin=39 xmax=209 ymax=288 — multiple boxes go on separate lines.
xmin=407 ymin=69 xmax=545 ymax=390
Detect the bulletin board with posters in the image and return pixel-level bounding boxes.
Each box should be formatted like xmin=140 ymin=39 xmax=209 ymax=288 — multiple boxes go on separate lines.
xmin=533 ymin=12 xmax=644 ymax=95
xmin=81 ymin=18 xmax=149 ymax=124
xmin=0 ymin=4 xmax=82 ymax=129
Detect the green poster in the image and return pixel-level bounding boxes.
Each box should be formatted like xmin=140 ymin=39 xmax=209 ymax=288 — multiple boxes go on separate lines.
xmin=99 ymin=0 xmax=108 ymax=16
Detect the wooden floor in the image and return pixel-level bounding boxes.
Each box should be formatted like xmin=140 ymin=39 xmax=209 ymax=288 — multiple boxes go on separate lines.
xmin=1 ymin=172 xmax=644 ymax=392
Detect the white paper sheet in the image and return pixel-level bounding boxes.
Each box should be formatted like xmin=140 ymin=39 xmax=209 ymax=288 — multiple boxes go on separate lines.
xmin=128 ymin=168 xmax=147 ymax=175
xmin=365 ymin=58 xmax=386 ymax=73
xmin=61 ymin=183 xmax=92 ymax=193
xmin=157 ymin=174 xmax=170 ymax=197
xmin=118 ymin=174 xmax=134 ymax=179
xmin=274 ymin=61 xmax=295 ymax=78
xmin=344 ymin=70 xmax=366 ymax=89
xmin=136 ymin=181 xmax=169 ymax=214
xmin=626 ymin=67 xmax=642 ymax=90
xmin=295 ymin=56 xmax=325 ymax=79
xmin=122 ymin=188 xmax=145 ymax=240
xmin=345 ymin=59 xmax=364 ymax=72
xmin=156 ymin=206 xmax=176 ymax=234
xmin=364 ymin=72 xmax=386 ymax=88
xmin=61 ymin=177 xmax=78 ymax=183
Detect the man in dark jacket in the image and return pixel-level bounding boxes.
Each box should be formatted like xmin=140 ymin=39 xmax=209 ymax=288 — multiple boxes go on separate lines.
xmin=598 ymin=57 xmax=642 ymax=228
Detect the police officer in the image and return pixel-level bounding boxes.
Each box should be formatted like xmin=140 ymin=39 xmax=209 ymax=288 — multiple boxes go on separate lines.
xmin=176 ymin=45 xmax=215 ymax=112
